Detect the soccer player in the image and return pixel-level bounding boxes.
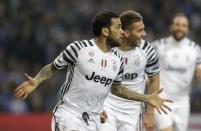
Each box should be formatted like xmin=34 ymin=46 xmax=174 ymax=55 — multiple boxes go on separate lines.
xmin=152 ymin=13 xmax=201 ymax=131
xmin=14 ymin=11 xmax=172 ymax=131
xmin=101 ymin=10 xmax=160 ymax=131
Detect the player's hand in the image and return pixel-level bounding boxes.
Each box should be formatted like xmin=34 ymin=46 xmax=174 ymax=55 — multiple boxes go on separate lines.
xmin=147 ymin=88 xmax=173 ymax=114
xmin=100 ymin=110 xmax=108 ymax=123
xmin=14 ymin=73 xmax=38 ymax=99
xmin=143 ymin=112 xmax=154 ymax=131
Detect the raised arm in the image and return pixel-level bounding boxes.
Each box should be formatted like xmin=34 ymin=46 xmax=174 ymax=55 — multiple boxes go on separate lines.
xmin=14 ymin=63 xmax=57 ymax=99
xmin=111 ymin=83 xmax=172 ymax=114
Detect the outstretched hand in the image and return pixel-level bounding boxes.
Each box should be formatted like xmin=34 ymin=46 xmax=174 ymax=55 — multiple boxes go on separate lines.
xmin=14 ymin=73 xmax=38 ymax=99
xmin=147 ymin=88 xmax=173 ymax=114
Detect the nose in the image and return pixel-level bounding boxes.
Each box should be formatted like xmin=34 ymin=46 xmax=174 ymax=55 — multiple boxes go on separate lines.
xmin=142 ymin=30 xmax=146 ymax=37
xmin=120 ymin=28 xmax=124 ymax=35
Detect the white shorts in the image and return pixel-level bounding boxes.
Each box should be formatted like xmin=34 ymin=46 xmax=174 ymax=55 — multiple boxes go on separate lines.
xmin=154 ymin=97 xmax=190 ymax=131
xmin=52 ymin=105 xmax=101 ymax=131
xmin=101 ymin=107 xmax=141 ymax=131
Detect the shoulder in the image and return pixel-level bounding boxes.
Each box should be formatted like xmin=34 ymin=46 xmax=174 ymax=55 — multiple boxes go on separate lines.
xmin=151 ymin=37 xmax=169 ymax=47
xmin=141 ymin=40 xmax=155 ymax=53
xmin=67 ymin=39 xmax=94 ymax=51
xmin=184 ymin=38 xmax=200 ymax=50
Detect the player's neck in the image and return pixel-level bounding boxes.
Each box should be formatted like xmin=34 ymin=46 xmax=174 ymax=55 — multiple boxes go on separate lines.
xmin=119 ymin=39 xmax=137 ymax=51
xmin=95 ymin=37 xmax=111 ymax=53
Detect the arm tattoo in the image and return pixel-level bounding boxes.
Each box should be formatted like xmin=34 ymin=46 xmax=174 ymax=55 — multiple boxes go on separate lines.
xmin=34 ymin=63 xmax=57 ymax=85
xmin=111 ymin=84 xmax=148 ymax=103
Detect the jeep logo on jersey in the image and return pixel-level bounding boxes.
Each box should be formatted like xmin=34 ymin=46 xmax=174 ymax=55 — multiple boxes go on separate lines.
xmin=85 ymin=72 xmax=112 ymax=87
xmin=122 ymin=73 xmax=138 ymax=80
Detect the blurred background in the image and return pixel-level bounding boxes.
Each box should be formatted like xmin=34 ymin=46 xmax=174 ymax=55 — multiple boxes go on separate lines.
xmin=0 ymin=0 xmax=201 ymax=130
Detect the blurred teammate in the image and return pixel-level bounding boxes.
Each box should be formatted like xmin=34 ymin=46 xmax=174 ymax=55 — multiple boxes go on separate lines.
xmin=101 ymin=10 xmax=160 ymax=131
xmin=152 ymin=13 xmax=201 ymax=131
xmin=14 ymin=11 xmax=172 ymax=131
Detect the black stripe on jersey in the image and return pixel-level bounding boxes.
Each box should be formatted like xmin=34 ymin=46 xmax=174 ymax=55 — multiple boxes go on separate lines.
xmin=74 ymin=41 xmax=81 ymax=50
xmin=113 ymin=80 xmax=121 ymax=85
xmin=111 ymin=50 xmax=122 ymax=59
xmin=145 ymin=44 xmax=152 ymax=54
xmin=78 ymin=41 xmax=84 ymax=48
xmin=148 ymin=52 xmax=157 ymax=62
xmin=62 ymin=52 xmax=74 ymax=65
xmin=64 ymin=48 xmax=76 ymax=62
xmin=146 ymin=58 xmax=159 ymax=67
xmin=148 ymin=52 xmax=156 ymax=62
xmin=54 ymin=61 xmax=64 ymax=69
xmin=70 ymin=45 xmax=78 ymax=58
xmin=142 ymin=41 xmax=148 ymax=49
xmin=81 ymin=40 xmax=87 ymax=47
xmin=146 ymin=71 xmax=159 ymax=76
xmin=59 ymin=66 xmax=75 ymax=99
xmin=57 ymin=58 xmax=63 ymax=64
xmin=147 ymin=48 xmax=154 ymax=56
xmin=87 ymin=40 xmax=94 ymax=46
xmin=118 ymin=69 xmax=124 ymax=75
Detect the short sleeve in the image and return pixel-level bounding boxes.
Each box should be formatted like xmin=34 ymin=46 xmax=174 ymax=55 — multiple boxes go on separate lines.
xmin=145 ymin=43 xmax=160 ymax=76
xmin=53 ymin=42 xmax=79 ymax=69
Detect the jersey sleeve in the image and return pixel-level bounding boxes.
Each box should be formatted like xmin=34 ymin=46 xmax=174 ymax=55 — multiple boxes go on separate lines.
xmin=113 ymin=58 xmax=124 ymax=85
xmin=53 ymin=42 xmax=79 ymax=69
xmin=145 ymin=42 xmax=160 ymax=76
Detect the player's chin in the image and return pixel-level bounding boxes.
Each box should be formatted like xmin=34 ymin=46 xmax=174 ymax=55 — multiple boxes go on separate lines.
xmin=173 ymin=33 xmax=185 ymax=41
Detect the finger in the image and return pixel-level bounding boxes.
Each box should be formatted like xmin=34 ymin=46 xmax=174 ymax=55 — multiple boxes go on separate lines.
xmin=155 ymin=107 xmax=161 ymax=114
xmin=14 ymin=85 xmax=23 ymax=92
xmin=162 ymin=104 xmax=172 ymax=112
xmin=15 ymin=91 xmax=25 ymax=98
xmin=14 ymin=89 xmax=24 ymax=97
xmin=159 ymin=106 xmax=167 ymax=114
xmin=163 ymin=99 xmax=173 ymax=103
xmin=24 ymin=73 xmax=32 ymax=81
xmin=22 ymin=93 xmax=28 ymax=100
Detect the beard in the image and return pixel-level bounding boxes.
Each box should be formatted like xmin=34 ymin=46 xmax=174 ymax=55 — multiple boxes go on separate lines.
xmin=172 ymin=30 xmax=186 ymax=41
xmin=106 ymin=36 xmax=121 ymax=48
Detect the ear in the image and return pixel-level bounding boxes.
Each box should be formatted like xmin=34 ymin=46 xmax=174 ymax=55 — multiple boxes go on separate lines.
xmin=124 ymin=30 xmax=130 ymax=37
xmin=101 ymin=27 xmax=109 ymax=37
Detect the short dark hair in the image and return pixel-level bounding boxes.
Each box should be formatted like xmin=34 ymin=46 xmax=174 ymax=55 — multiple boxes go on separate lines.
xmin=120 ymin=10 xmax=142 ymax=30
xmin=92 ymin=11 xmax=119 ymax=37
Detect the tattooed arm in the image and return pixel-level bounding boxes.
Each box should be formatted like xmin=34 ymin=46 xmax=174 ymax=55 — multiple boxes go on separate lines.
xmin=111 ymin=84 xmax=172 ymax=114
xmin=14 ymin=63 xmax=57 ymax=99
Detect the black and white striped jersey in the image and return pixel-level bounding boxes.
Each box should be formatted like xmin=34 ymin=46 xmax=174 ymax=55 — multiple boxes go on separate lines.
xmin=104 ymin=39 xmax=160 ymax=114
xmin=53 ymin=38 xmax=124 ymax=113
xmin=152 ymin=36 xmax=201 ymax=100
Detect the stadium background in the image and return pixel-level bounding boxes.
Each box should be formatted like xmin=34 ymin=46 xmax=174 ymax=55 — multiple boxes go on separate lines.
xmin=0 ymin=0 xmax=201 ymax=130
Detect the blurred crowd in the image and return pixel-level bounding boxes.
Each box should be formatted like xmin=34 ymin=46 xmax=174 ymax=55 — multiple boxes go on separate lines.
xmin=0 ymin=0 xmax=201 ymax=113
